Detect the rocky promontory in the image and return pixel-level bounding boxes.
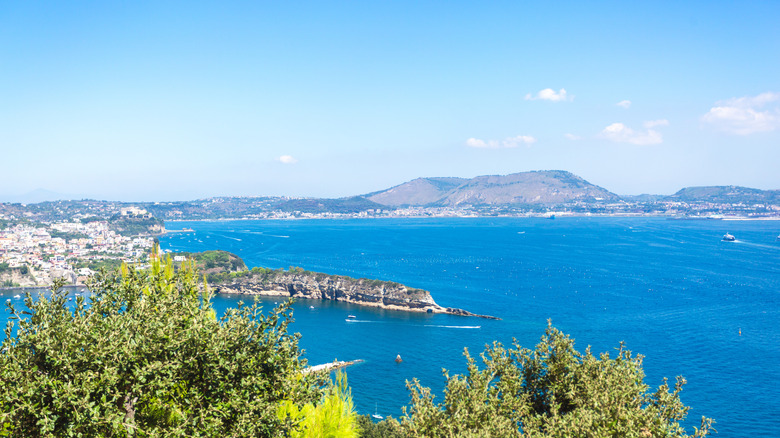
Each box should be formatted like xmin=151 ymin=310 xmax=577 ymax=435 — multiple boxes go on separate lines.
xmin=208 ymin=266 xmax=499 ymax=319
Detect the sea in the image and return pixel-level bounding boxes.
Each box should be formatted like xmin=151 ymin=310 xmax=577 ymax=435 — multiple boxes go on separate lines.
xmin=3 ymin=217 xmax=778 ymax=436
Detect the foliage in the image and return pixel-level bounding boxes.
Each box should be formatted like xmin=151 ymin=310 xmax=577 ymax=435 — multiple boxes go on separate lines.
xmin=0 ymin=249 xmax=325 ymax=437
xmin=355 ymin=416 xmax=405 ymax=438
xmin=71 ymin=258 xmax=124 ymax=272
xmin=398 ymin=322 xmax=714 ymax=438
xmin=48 ymin=229 xmax=89 ymax=241
xmin=277 ymin=370 xmax=360 ymax=438
xmin=191 ymin=250 xmax=244 ymax=271
xmin=171 ymin=251 xmax=248 ymax=284
xmin=108 ymin=216 xmax=164 ymax=236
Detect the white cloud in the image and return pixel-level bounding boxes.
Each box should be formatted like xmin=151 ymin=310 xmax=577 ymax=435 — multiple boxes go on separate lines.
xmin=278 ymin=155 xmax=298 ymax=164
xmin=616 ymin=100 xmax=631 ymax=109
xmin=466 ymin=135 xmax=536 ymax=149
xmin=600 ymin=121 xmax=667 ymax=145
xmin=564 ymin=133 xmax=581 ymax=141
xmin=525 ymin=88 xmax=572 ymax=102
xmin=465 ymin=138 xmax=490 ymax=148
xmin=643 ymin=119 xmax=669 ymax=128
xmin=702 ymin=92 xmax=780 ymax=135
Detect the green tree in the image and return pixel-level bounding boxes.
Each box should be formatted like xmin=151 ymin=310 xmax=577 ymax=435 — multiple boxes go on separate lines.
xmin=355 ymin=416 xmax=405 ymax=438
xmin=277 ymin=370 xmax=360 ymax=438
xmin=397 ymin=322 xmax=714 ymax=438
xmin=0 ymin=251 xmax=325 ymax=437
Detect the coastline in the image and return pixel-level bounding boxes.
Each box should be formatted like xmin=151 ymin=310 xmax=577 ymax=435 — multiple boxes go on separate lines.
xmin=163 ymin=213 xmax=780 ymax=223
xmin=0 ymin=284 xmax=87 ymax=293
xmin=215 ymin=288 xmax=500 ymax=320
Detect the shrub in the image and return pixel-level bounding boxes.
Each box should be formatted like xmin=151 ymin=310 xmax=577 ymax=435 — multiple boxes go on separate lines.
xmin=0 ymin=249 xmax=324 ymax=437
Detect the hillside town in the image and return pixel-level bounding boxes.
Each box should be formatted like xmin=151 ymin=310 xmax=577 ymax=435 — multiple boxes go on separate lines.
xmin=0 ymin=207 xmax=157 ymax=288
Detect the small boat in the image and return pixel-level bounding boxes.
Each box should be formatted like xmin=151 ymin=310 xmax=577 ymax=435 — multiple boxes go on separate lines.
xmin=371 ymin=403 xmax=383 ymax=420
xmin=13 ymin=294 xmax=20 ymax=299
xmin=723 ymin=233 xmax=736 ymax=241
xmin=347 ymin=315 xmax=356 ymax=319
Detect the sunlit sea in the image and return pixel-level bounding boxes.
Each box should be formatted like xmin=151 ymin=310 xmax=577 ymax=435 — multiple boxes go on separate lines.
xmin=4 ymin=217 xmax=778 ymax=436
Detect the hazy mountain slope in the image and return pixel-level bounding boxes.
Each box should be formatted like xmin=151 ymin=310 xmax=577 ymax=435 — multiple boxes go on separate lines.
xmin=366 ymin=171 xmax=619 ymax=206
xmin=438 ymin=171 xmax=619 ymax=206
xmin=667 ymin=186 xmax=780 ymax=204
xmin=365 ymin=177 xmax=467 ymax=206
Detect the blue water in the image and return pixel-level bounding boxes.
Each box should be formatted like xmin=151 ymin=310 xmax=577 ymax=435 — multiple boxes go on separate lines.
xmin=3 ymin=218 xmax=778 ymax=436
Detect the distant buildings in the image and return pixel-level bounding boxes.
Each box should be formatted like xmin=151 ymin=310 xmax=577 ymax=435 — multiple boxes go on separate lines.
xmin=120 ymin=206 xmax=151 ymax=218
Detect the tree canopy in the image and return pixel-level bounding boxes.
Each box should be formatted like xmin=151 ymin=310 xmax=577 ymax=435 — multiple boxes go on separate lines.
xmin=393 ymin=323 xmax=714 ymax=438
xmin=0 ymin=253 xmax=325 ymax=437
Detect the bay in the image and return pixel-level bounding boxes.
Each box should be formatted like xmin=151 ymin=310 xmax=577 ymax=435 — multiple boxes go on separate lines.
xmin=4 ymin=217 xmax=778 ymax=436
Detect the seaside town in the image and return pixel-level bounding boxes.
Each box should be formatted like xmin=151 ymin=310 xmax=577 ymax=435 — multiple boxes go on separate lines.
xmin=0 ymin=207 xmax=157 ymax=288
xmin=1 ymin=184 xmax=778 ymax=289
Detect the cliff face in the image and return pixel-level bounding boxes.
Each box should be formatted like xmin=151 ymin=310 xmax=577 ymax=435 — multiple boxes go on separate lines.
xmin=211 ymin=268 xmax=498 ymax=319
xmin=213 ymin=269 xmax=438 ymax=311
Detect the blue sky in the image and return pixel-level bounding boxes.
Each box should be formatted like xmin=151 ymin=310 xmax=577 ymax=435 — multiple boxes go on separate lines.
xmin=2 ymin=1 xmax=779 ymax=201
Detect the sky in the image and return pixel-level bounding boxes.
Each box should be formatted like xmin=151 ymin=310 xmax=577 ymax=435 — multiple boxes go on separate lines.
xmin=2 ymin=1 xmax=779 ymax=202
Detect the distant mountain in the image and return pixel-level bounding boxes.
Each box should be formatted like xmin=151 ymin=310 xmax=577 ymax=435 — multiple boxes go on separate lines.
xmin=666 ymin=186 xmax=780 ymax=204
xmin=622 ymin=194 xmax=666 ymax=202
xmin=365 ymin=171 xmax=620 ymax=206
xmin=364 ymin=177 xmax=467 ymax=206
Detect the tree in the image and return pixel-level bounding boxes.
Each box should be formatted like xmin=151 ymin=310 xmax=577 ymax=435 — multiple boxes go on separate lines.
xmin=0 ymin=251 xmax=325 ymax=437
xmin=396 ymin=322 xmax=714 ymax=438
xmin=277 ymin=370 xmax=360 ymax=438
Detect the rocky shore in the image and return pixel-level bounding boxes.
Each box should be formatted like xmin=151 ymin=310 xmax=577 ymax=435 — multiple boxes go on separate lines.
xmin=210 ymin=267 xmax=500 ymax=320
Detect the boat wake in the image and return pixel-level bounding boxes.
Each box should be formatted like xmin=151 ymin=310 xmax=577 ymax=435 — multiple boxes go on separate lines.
xmin=345 ymin=320 xmax=480 ymax=329
xmin=210 ymin=233 xmax=242 ymax=241
xmin=734 ymin=240 xmax=780 ymax=251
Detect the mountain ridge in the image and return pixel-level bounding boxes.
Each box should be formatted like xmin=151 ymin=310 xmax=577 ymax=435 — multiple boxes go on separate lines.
xmin=365 ymin=170 xmax=620 ymax=206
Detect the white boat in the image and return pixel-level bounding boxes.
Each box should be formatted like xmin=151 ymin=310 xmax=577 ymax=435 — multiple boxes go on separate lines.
xmin=347 ymin=315 xmax=356 ymax=319
xmin=371 ymin=403 xmax=383 ymax=420
xmin=13 ymin=294 xmax=20 ymax=299
xmin=722 ymin=233 xmax=736 ymax=241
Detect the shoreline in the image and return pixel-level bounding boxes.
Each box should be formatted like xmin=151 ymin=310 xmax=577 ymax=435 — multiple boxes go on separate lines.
xmin=216 ymin=289 xmax=500 ymax=320
xmin=0 ymin=284 xmax=87 ymax=293
xmin=163 ymin=214 xmax=780 ymax=223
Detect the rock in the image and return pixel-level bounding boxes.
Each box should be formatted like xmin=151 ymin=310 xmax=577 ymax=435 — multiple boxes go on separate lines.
xmin=211 ymin=268 xmax=500 ymax=319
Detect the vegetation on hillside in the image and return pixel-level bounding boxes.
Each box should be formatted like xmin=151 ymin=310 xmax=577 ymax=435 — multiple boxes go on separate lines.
xmin=108 ymin=215 xmax=165 ymax=236
xmin=383 ymin=322 xmax=713 ymax=437
xmin=0 ymin=251 xmax=335 ymax=436
xmin=203 ymin=261 xmax=430 ymax=301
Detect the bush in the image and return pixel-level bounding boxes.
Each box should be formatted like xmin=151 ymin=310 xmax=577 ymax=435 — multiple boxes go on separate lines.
xmin=277 ymin=370 xmax=360 ymax=438
xmin=0 ymin=249 xmax=324 ymax=437
xmin=398 ymin=322 xmax=714 ymax=437
xmin=355 ymin=416 xmax=405 ymax=438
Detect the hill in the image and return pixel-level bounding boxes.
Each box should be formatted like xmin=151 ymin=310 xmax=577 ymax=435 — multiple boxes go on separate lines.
xmin=666 ymin=186 xmax=780 ymax=204
xmin=365 ymin=170 xmax=619 ymax=206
